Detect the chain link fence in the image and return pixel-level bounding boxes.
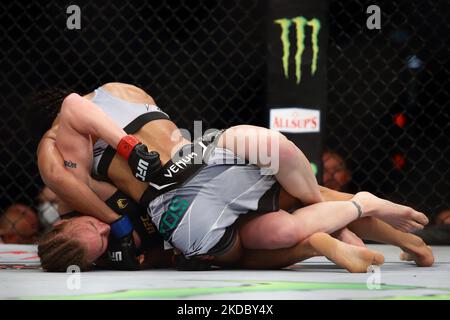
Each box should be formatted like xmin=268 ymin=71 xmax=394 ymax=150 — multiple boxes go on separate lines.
xmin=327 ymin=0 xmax=449 ymax=218
xmin=1 ymin=0 xmax=448 ymax=221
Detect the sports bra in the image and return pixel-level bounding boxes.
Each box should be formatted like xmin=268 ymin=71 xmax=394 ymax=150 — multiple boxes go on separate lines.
xmin=90 ymin=86 xmax=169 ymax=178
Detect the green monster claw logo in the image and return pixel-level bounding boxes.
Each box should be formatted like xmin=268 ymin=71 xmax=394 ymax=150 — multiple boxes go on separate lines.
xmin=159 ymin=196 xmax=190 ymax=241
xmin=274 ymin=16 xmax=321 ymax=84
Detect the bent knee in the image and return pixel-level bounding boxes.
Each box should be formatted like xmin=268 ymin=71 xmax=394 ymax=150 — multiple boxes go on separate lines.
xmin=268 ymin=219 xmax=301 ymax=249
xmin=278 ymin=139 xmax=298 ymax=163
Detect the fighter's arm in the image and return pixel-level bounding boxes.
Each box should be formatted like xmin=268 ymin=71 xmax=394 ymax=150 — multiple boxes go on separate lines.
xmin=58 ymin=92 xmax=161 ymax=182
xmin=58 ymin=92 xmax=127 ymax=148
xmin=39 ymin=90 xmax=158 ymax=220
xmin=37 ymin=133 xmax=119 ymax=223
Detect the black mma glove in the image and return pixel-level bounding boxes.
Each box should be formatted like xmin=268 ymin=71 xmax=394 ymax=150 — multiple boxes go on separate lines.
xmin=107 ymin=214 xmax=140 ymax=270
xmin=117 ymin=135 xmax=162 ymax=182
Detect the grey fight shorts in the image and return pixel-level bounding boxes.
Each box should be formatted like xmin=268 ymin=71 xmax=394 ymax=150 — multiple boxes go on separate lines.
xmin=147 ymin=147 xmax=280 ymax=257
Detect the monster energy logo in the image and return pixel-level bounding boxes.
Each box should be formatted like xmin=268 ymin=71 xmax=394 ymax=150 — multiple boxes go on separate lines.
xmin=274 ymin=16 xmax=321 ymax=84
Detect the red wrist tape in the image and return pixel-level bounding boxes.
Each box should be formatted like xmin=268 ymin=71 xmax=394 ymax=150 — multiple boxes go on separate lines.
xmin=117 ymin=135 xmax=140 ymax=160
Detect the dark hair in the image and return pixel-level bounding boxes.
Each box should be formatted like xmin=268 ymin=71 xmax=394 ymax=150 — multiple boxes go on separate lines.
xmin=24 ymin=88 xmax=70 ymax=146
xmin=37 ymin=222 xmax=91 ymax=272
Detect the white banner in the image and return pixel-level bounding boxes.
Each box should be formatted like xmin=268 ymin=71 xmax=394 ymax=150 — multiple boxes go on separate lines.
xmin=270 ymin=108 xmax=320 ymax=133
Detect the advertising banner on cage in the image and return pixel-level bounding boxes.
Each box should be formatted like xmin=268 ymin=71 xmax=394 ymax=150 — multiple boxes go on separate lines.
xmin=267 ymin=0 xmax=328 ymax=181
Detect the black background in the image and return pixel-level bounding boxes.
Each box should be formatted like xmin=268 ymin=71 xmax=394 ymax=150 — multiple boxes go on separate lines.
xmin=0 ymin=0 xmax=448 ymax=217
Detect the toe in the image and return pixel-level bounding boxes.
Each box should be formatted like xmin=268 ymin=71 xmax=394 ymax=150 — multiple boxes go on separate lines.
xmin=400 ymin=251 xmax=414 ymax=261
xmin=373 ymin=251 xmax=385 ymax=265
xmin=412 ymin=211 xmax=428 ymax=225
xmin=412 ymin=221 xmax=424 ymax=230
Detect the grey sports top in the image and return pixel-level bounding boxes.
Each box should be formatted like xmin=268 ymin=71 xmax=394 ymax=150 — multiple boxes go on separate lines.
xmin=90 ymin=86 xmax=169 ymax=177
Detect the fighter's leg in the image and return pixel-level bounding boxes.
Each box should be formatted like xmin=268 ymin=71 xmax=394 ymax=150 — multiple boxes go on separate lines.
xmin=307 ymin=233 xmax=384 ymax=273
xmin=237 ymin=237 xmax=319 ymax=269
xmin=320 ymin=186 xmax=428 ymax=232
xmin=318 ymin=186 xmax=433 ymax=265
xmin=237 ymin=233 xmax=384 ymax=273
xmin=239 ymin=199 xmax=366 ymax=250
xmin=242 ymin=188 xmax=431 ymax=250
xmin=352 ymin=192 xmax=428 ymax=232
xmin=347 ymin=217 xmax=434 ymax=267
xmin=279 ymin=188 xmax=367 ymax=247
xmin=209 ymin=229 xmax=382 ymax=273
xmin=218 ymin=125 xmax=323 ymax=205
xmin=211 ymin=202 xmax=380 ymax=272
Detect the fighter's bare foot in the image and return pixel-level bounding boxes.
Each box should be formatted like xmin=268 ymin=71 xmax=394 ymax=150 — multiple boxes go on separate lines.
xmin=353 ymin=192 xmax=429 ymax=233
xmin=309 ymin=232 xmax=384 ymax=273
xmin=399 ymin=236 xmax=434 ymax=267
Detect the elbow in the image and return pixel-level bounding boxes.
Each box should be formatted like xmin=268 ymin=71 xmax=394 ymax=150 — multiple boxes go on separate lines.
xmin=62 ymin=92 xmax=81 ymax=105
xmin=60 ymin=93 xmax=82 ymax=119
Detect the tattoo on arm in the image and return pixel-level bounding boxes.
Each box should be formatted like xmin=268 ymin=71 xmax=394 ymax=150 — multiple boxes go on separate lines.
xmin=64 ymin=160 xmax=77 ymax=169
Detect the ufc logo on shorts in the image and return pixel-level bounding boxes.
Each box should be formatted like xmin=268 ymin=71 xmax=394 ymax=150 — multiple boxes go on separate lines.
xmin=136 ymin=159 xmax=149 ymax=181
xmin=109 ymin=251 xmax=122 ymax=262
